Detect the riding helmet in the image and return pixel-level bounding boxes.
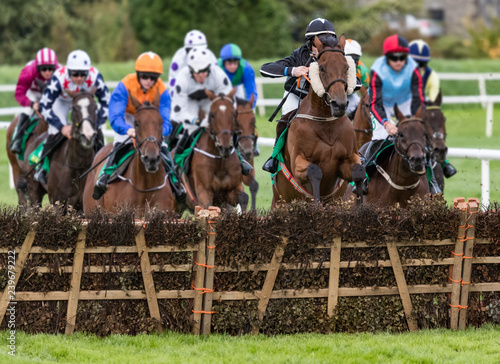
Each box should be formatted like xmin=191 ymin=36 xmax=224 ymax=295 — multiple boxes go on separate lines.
xmin=409 ymin=40 xmax=430 ymax=62
xmin=184 ymin=30 xmax=207 ymax=48
xmin=219 ymin=43 xmax=242 ymax=61
xmin=66 ymin=50 xmax=91 ymax=71
xmin=187 ymin=47 xmax=215 ymax=73
xmin=36 ymin=48 xmax=58 ymax=67
xmin=304 ymin=18 xmax=336 ymax=41
xmin=382 ymin=34 xmax=409 ymax=55
xmin=345 ymin=39 xmax=362 ymax=57
xmin=135 ymin=51 xmax=163 ymax=74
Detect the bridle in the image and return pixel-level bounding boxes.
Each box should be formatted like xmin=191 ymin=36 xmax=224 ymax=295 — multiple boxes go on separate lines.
xmin=425 ymin=105 xmax=446 ymax=141
xmin=133 ymin=105 xmax=162 ymax=160
xmin=235 ymin=107 xmax=256 ymax=148
xmin=315 ymin=48 xmax=348 ymax=105
xmin=70 ymin=93 xmax=98 ymax=141
xmin=353 ymin=93 xmax=372 ymax=134
xmin=393 ymin=118 xmax=429 ymax=174
xmin=207 ymin=96 xmax=236 ymax=154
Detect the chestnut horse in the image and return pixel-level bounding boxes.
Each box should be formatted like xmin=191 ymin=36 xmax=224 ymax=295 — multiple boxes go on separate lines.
xmin=352 ymin=86 xmax=372 ymax=151
xmin=360 ymin=105 xmax=432 ymax=207
xmin=83 ymin=92 xmax=174 ymax=215
xmin=185 ymin=88 xmax=248 ymax=210
xmin=423 ymin=91 xmax=448 ymax=191
xmin=30 ymin=90 xmax=100 ymax=210
xmin=272 ymin=34 xmax=365 ymax=206
xmin=236 ymin=95 xmax=259 ymax=210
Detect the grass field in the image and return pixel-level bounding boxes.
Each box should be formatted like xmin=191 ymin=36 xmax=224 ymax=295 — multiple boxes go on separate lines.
xmin=0 ymin=326 xmax=499 ymax=363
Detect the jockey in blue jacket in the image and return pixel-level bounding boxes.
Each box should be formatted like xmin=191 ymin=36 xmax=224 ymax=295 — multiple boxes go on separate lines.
xmin=218 ymin=43 xmax=259 ymax=156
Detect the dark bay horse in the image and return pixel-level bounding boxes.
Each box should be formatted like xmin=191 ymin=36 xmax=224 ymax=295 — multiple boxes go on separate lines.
xmin=352 ymin=86 xmax=372 ymax=151
xmin=361 ymin=105 xmax=432 ymax=207
xmin=83 ymin=92 xmax=175 ymax=216
xmin=272 ymin=34 xmax=365 ymax=206
xmin=424 ymin=91 xmax=448 ymax=191
xmin=236 ymin=95 xmax=259 ymax=210
xmin=185 ymin=88 xmax=248 ymax=210
xmin=30 ymin=90 xmax=100 ymax=210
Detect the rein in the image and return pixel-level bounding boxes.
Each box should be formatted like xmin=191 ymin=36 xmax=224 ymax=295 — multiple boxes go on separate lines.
xmin=207 ymin=96 xmax=237 ymax=155
xmin=315 ymin=48 xmax=348 ymax=93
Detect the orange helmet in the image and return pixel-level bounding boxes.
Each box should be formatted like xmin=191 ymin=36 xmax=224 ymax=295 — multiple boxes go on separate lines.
xmin=135 ymin=51 xmax=163 ymax=74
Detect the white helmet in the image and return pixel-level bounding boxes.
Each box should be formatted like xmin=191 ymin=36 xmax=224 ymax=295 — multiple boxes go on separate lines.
xmin=345 ymin=39 xmax=362 ymax=57
xmin=184 ymin=30 xmax=207 ymax=48
xmin=187 ymin=47 xmax=214 ymax=73
xmin=66 ymin=50 xmax=91 ymax=71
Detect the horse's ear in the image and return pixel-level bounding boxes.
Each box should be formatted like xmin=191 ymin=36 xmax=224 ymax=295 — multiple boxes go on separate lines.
xmin=228 ymin=87 xmax=237 ymax=100
xmin=65 ymin=89 xmax=78 ymax=98
xmin=248 ymin=93 xmax=255 ymax=107
xmin=338 ymin=34 xmax=346 ymax=50
xmin=90 ymin=86 xmax=97 ymax=95
xmin=435 ymin=89 xmax=442 ymax=106
xmin=313 ymin=36 xmax=323 ymax=51
xmin=153 ymin=88 xmax=161 ymax=108
xmin=128 ymin=89 xmax=142 ymax=109
xmin=415 ymin=104 xmax=424 ymax=119
xmin=394 ymin=103 xmax=405 ymax=123
xmin=360 ymin=85 xmax=367 ymax=97
xmin=35 ymin=78 xmax=46 ymax=92
xmin=205 ymin=89 xmax=216 ymax=101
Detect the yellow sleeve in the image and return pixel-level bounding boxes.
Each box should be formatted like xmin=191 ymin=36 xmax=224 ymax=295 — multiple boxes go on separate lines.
xmin=426 ymin=70 xmax=440 ymax=102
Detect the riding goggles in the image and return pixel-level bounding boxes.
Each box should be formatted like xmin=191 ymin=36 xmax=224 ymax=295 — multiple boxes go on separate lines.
xmin=138 ymin=72 xmax=160 ymax=82
xmin=38 ymin=66 xmax=56 ymax=72
xmin=69 ymin=70 xmax=89 ymax=78
xmin=387 ymin=53 xmax=408 ymax=62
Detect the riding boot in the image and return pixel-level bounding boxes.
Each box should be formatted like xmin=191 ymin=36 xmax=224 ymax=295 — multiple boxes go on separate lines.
xmin=240 ymin=158 xmax=253 ymax=176
xmin=262 ymin=119 xmax=288 ymax=174
xmin=166 ymin=121 xmax=181 ymax=150
xmin=33 ymin=134 xmax=60 ymax=185
xmin=161 ymin=145 xmax=187 ymax=204
xmin=351 ymin=139 xmax=387 ymax=195
xmin=428 ymin=162 xmax=442 ymax=195
xmin=10 ymin=113 xmax=31 ymax=154
xmin=253 ymin=137 xmax=260 ymax=156
xmin=94 ymin=128 xmax=105 ymax=153
xmin=441 ymin=160 xmax=457 ymax=178
xmin=347 ymin=109 xmax=356 ymax=121
xmin=92 ymin=143 xmax=123 ymax=200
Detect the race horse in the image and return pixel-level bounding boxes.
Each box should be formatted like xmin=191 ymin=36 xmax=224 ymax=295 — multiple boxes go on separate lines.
xmin=236 ymin=95 xmax=259 ymax=210
xmin=352 ymin=86 xmax=372 ymax=151
xmin=183 ymin=88 xmax=248 ymax=210
xmin=6 ymin=83 xmax=48 ymax=208
xmin=359 ymin=105 xmax=432 ymax=207
xmin=423 ymin=91 xmax=448 ymax=191
xmin=272 ymin=34 xmax=365 ymax=206
xmin=30 ymin=89 xmax=100 ymax=211
xmin=83 ymin=91 xmax=175 ymax=215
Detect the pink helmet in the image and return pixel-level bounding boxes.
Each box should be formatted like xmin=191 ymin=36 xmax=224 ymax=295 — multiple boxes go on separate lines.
xmin=35 ymin=48 xmax=58 ymax=67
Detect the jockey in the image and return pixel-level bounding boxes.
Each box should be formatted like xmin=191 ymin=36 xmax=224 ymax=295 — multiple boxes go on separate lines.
xmin=10 ymin=48 xmax=61 ymax=154
xmin=92 ymin=51 xmax=187 ymax=203
xmin=260 ymin=18 xmax=360 ymax=173
xmin=409 ymin=39 xmax=456 ymax=178
xmin=169 ymin=47 xmax=253 ymax=175
xmin=345 ymin=39 xmax=370 ymax=120
xmin=357 ymin=34 xmax=440 ymax=194
xmin=168 ymin=30 xmax=217 ymax=88
xmin=34 ymin=50 xmax=109 ymax=184
xmin=218 ymin=43 xmax=259 ymax=155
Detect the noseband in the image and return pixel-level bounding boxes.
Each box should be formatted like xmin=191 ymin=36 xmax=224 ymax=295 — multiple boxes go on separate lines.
xmin=134 ymin=106 xmax=162 ymax=159
xmin=315 ymin=48 xmax=348 ymax=97
xmin=393 ymin=118 xmax=429 ymax=168
xmin=208 ymin=96 xmax=236 ymax=151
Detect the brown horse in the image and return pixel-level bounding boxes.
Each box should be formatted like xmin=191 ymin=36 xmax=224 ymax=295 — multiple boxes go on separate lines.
xmin=236 ymin=95 xmax=259 ymax=210
xmin=360 ymin=105 xmax=432 ymax=207
xmin=185 ymin=88 xmax=248 ymax=210
xmin=83 ymin=92 xmax=174 ymax=215
xmin=272 ymin=34 xmax=365 ymax=206
xmin=352 ymin=86 xmax=372 ymax=151
xmin=423 ymin=91 xmax=448 ymax=191
xmin=29 ymin=90 xmax=100 ymax=210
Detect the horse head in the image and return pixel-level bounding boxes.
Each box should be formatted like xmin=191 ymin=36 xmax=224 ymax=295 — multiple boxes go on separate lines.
xmin=309 ymin=34 xmax=355 ymax=117
xmin=235 ymin=94 xmax=256 ymax=160
xmin=67 ymin=88 xmax=98 ymax=150
xmin=206 ymin=88 xmax=237 ymax=159
xmin=394 ymin=104 xmax=429 ymax=175
xmin=128 ymin=89 xmax=163 ymax=173
xmin=423 ymin=91 xmax=448 ymax=163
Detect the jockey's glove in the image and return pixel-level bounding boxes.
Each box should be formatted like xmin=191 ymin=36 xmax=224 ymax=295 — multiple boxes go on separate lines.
xmin=188 ymin=89 xmax=208 ymax=101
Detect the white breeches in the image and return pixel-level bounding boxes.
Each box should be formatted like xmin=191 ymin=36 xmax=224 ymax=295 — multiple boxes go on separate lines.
xmin=371 ymin=99 xmax=412 ymax=140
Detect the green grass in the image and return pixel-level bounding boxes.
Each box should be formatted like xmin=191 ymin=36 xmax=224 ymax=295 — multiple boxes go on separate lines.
xmin=0 ymin=326 xmax=499 ymax=363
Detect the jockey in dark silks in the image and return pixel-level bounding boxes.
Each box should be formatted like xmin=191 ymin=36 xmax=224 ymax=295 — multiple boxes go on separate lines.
xmin=409 ymin=39 xmax=456 ymax=179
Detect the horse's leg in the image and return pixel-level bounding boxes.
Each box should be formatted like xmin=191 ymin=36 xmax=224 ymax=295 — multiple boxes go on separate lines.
xmin=306 ymin=164 xmax=322 ymax=203
xmin=338 ymin=154 xmax=365 ymax=204
xmin=248 ymin=177 xmax=258 ymax=210
xmin=433 ymin=163 xmax=445 ymax=192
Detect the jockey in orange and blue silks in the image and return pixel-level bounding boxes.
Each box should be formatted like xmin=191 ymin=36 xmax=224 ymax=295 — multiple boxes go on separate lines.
xmin=218 ymin=43 xmax=258 ymax=108
xmin=93 ymin=51 xmax=186 ymax=202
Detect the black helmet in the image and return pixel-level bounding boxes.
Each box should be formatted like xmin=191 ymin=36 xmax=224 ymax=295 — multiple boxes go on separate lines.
xmin=305 ymin=18 xmax=336 ymax=41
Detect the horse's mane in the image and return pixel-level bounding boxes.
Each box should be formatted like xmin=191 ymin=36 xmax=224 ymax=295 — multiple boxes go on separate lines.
xmin=316 ymin=34 xmax=338 ymax=48
xmin=235 ymin=97 xmax=247 ymax=106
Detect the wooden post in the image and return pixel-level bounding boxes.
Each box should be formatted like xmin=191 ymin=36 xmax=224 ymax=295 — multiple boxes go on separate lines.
xmin=251 ymin=236 xmax=288 ymax=335
xmin=459 ymin=198 xmax=479 ymax=329
xmin=327 ymin=237 xmax=341 ymax=317
xmin=192 ymin=224 xmax=207 ymax=335
xmin=135 ymin=228 xmax=163 ymax=333
xmin=201 ymin=218 xmax=217 ymax=335
xmin=0 ymin=229 xmax=36 ymax=319
xmin=450 ymin=198 xmax=467 ymax=329
xmin=386 ymin=241 xmax=418 ymax=331
xmin=65 ymin=229 xmax=86 ymax=334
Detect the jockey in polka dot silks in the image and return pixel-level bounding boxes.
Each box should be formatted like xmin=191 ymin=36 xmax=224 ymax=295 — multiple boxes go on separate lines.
xmin=34 ymin=50 xmax=110 ymax=184
xmin=169 ymin=47 xmax=253 ymax=176
xmin=10 ymin=48 xmax=62 ymax=154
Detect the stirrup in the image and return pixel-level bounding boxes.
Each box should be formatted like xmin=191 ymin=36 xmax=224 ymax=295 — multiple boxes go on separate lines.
xmin=92 ymin=174 xmax=109 ymax=200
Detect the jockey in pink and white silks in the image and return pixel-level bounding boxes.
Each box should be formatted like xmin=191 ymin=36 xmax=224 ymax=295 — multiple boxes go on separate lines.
xmin=10 ymin=48 xmax=61 ymax=154
xmin=34 ymin=50 xmax=110 ymax=184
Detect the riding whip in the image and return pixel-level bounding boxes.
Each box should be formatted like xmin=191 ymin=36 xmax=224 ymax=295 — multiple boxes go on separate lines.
xmin=79 ymin=136 xmax=132 ymax=179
